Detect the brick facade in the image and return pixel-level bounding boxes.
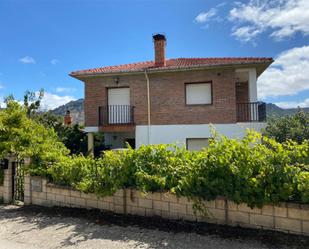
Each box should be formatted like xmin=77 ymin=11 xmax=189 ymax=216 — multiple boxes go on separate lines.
xmin=84 ymin=68 xmax=238 ymax=127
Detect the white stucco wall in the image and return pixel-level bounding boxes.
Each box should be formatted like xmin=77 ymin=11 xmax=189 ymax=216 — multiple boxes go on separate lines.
xmin=136 ymin=123 xmax=266 ymax=148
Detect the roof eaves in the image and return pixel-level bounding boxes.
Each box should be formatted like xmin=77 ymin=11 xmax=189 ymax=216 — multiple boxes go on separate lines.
xmin=69 ymin=60 xmax=274 ymax=79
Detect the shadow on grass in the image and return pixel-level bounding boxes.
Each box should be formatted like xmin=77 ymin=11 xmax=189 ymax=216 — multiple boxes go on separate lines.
xmin=0 ymin=204 xmax=308 ymax=249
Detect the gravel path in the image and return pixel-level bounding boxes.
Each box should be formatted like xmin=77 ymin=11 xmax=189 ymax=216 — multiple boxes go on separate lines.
xmin=0 ymin=205 xmax=307 ymax=249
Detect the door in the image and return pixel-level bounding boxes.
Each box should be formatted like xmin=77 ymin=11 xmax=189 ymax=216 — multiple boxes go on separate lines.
xmin=12 ymin=160 xmax=24 ymax=202
xmin=236 ymin=82 xmax=249 ymax=122
xmin=108 ymin=88 xmax=130 ymax=124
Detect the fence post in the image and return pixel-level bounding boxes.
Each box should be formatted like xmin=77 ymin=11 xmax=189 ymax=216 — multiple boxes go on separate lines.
xmin=23 ymin=158 xmax=31 ymax=205
xmin=3 ymin=157 xmax=15 ymax=203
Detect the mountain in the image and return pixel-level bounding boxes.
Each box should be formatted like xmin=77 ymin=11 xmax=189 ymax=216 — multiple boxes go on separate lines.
xmin=50 ymin=99 xmax=309 ymax=124
xmin=51 ymin=99 xmax=84 ymax=124
xmin=266 ymin=103 xmax=309 ymax=117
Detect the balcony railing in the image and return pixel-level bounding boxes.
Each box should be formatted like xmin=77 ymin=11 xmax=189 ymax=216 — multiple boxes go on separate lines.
xmin=236 ymin=102 xmax=266 ymax=122
xmin=98 ymin=105 xmax=134 ymax=126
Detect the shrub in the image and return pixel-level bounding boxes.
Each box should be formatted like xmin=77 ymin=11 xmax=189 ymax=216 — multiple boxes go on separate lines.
xmin=263 ymin=110 xmax=309 ymax=143
xmin=47 ymin=131 xmax=309 ymax=207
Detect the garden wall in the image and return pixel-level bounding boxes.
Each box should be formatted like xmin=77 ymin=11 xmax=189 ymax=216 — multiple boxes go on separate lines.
xmin=24 ymin=176 xmax=309 ymax=236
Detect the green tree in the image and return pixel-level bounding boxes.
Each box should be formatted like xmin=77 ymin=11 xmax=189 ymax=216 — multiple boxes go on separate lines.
xmin=4 ymin=90 xmax=104 ymax=156
xmin=23 ymin=89 xmax=44 ymax=117
xmin=33 ymin=111 xmax=88 ymax=155
xmin=263 ymin=110 xmax=309 ymax=143
xmin=4 ymin=89 xmax=44 ymax=117
xmin=0 ymin=100 xmax=69 ymax=176
xmin=61 ymin=124 xmax=88 ymax=155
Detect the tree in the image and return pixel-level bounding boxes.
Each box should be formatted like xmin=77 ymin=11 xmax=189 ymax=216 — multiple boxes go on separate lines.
xmin=3 ymin=90 xmax=105 ymax=156
xmin=4 ymin=89 xmax=44 ymax=117
xmin=61 ymin=124 xmax=88 ymax=155
xmin=263 ymin=109 xmax=309 ymax=143
xmin=23 ymin=89 xmax=45 ymax=117
xmin=0 ymin=100 xmax=69 ymax=176
xmin=32 ymin=111 xmax=88 ymax=155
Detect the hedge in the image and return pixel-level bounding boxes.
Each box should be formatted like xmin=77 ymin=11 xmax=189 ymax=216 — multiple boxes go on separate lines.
xmin=47 ymin=131 xmax=309 ymax=208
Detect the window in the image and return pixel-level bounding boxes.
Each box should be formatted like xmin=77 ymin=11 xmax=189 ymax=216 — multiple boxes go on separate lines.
xmin=107 ymin=87 xmax=130 ymax=124
xmin=185 ymin=82 xmax=212 ymax=105
xmin=186 ymin=138 xmax=209 ymax=151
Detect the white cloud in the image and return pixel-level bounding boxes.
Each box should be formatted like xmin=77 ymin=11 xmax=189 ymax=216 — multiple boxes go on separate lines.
xmin=229 ymin=0 xmax=309 ymax=42
xmin=0 ymin=96 xmax=5 ymax=109
xmin=39 ymin=92 xmax=76 ymax=110
xmin=50 ymin=59 xmax=59 ymax=65
xmin=231 ymin=26 xmax=262 ymax=42
xmin=19 ymin=56 xmax=36 ymax=64
xmin=0 ymin=92 xmax=75 ymax=110
xmin=258 ymin=45 xmax=309 ymax=98
xmin=275 ymin=98 xmax=309 ymax=109
xmin=0 ymin=83 xmax=4 ymax=90
xmin=195 ymin=8 xmax=217 ymax=23
xmin=55 ymin=87 xmax=76 ymax=93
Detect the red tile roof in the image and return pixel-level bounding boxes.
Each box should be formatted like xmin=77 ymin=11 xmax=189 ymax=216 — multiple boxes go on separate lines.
xmin=70 ymin=57 xmax=273 ymax=77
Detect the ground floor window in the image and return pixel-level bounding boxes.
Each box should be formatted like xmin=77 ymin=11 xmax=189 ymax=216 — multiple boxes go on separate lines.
xmin=186 ymin=138 xmax=209 ymax=151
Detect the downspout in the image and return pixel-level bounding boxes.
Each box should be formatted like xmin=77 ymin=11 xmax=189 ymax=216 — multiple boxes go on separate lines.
xmin=144 ymin=70 xmax=151 ymax=145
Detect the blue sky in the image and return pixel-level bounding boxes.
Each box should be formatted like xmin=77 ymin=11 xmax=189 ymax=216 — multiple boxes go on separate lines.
xmin=0 ymin=0 xmax=308 ymax=109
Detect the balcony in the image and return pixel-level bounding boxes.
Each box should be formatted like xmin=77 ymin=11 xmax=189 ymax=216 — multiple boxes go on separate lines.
xmin=236 ymin=102 xmax=266 ymax=122
xmin=98 ymin=105 xmax=135 ymax=132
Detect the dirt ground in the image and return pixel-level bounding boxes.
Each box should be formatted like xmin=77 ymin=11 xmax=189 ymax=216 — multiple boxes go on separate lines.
xmin=0 ymin=205 xmax=308 ymax=249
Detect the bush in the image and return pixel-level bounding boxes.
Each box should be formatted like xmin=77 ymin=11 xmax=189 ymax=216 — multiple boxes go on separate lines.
xmin=263 ymin=110 xmax=309 ymax=143
xmin=47 ymin=131 xmax=309 ymax=207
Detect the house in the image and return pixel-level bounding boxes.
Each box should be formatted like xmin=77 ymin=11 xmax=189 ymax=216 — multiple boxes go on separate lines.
xmin=70 ymin=34 xmax=273 ymax=152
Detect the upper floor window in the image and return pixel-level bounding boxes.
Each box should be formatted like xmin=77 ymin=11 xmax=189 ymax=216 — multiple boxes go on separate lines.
xmin=185 ymin=82 xmax=212 ymax=105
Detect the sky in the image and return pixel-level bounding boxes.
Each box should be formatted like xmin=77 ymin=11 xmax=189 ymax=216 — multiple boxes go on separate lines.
xmin=0 ymin=0 xmax=308 ymax=110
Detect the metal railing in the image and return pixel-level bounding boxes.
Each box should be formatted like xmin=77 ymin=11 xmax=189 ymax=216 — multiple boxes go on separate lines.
xmin=236 ymin=102 xmax=266 ymax=122
xmin=98 ymin=105 xmax=134 ymax=126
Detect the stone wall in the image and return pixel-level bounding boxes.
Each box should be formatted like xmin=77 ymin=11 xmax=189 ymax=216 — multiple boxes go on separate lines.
xmin=24 ymin=176 xmax=309 ymax=236
xmin=2 ymin=159 xmax=13 ymax=203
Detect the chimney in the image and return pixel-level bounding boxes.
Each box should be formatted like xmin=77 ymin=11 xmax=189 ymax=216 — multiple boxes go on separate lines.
xmin=153 ymin=33 xmax=166 ymax=67
xmin=64 ymin=110 xmax=73 ymax=127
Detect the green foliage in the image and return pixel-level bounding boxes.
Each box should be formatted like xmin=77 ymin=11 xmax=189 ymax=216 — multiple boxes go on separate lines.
xmin=1 ymin=99 xmax=307 ymax=208
xmin=33 ymin=111 xmax=88 ymax=155
xmin=34 ymin=111 xmax=104 ymax=156
xmin=0 ymin=101 xmax=69 ymax=176
xmin=59 ymin=124 xmax=88 ymax=155
xmin=264 ymin=110 xmax=309 ymax=143
xmin=177 ymin=133 xmax=309 ymax=207
xmin=23 ymin=89 xmax=44 ymax=117
xmin=47 ymin=131 xmax=309 ymax=207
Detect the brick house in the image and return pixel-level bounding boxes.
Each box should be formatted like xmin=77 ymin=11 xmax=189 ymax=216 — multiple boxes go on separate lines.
xmin=70 ymin=34 xmax=273 ymax=152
